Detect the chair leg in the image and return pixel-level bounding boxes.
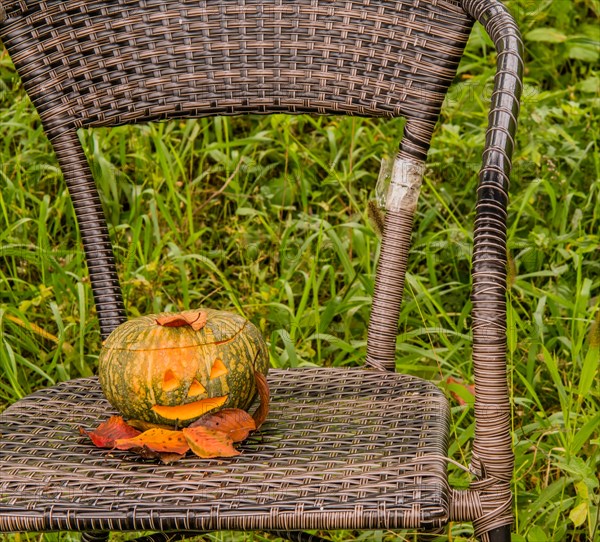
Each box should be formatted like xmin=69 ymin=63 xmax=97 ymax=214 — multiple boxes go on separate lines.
xmin=81 ymin=533 xmax=110 ymax=542
xmin=123 ymin=532 xmax=327 ymax=542
xmin=270 ymin=532 xmax=330 ymax=542
xmin=128 ymin=533 xmax=205 ymax=542
xmin=486 ymin=525 xmax=511 ymax=542
xmin=366 ymin=153 xmax=424 ymax=372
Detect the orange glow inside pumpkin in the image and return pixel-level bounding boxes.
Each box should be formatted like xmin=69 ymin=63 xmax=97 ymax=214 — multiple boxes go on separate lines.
xmin=162 ymin=369 xmax=179 ymax=392
xmin=151 ymin=395 xmax=228 ymax=421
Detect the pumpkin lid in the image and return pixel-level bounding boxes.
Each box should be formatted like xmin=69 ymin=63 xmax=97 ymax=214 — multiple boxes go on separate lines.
xmin=103 ymin=309 xmax=249 ymax=351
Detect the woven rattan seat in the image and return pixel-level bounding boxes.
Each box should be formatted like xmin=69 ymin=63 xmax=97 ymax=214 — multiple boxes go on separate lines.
xmin=0 ymin=0 xmax=523 ymax=540
xmin=0 ymin=369 xmax=449 ymax=532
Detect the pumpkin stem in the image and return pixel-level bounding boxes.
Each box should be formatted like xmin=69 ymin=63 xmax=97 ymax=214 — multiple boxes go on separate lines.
xmin=252 ymin=371 xmax=270 ymax=429
xmin=156 ymin=310 xmax=208 ymax=331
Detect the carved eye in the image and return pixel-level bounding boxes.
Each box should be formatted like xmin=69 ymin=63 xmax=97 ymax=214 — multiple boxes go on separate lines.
xmin=210 ymin=358 xmax=228 ymax=379
xmin=187 ymin=379 xmax=206 ymax=397
xmin=162 ymin=369 xmax=179 ymax=392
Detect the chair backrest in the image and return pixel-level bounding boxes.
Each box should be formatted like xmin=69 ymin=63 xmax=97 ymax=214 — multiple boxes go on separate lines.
xmin=1 ymin=0 xmax=472 ymax=159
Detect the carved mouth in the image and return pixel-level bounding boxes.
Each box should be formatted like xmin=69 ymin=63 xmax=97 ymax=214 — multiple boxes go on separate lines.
xmin=151 ymin=395 xmax=228 ymax=421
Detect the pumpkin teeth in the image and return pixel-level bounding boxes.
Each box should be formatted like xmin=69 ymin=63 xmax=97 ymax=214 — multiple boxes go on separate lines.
xmin=151 ymin=395 xmax=228 ymax=421
xmin=210 ymin=358 xmax=229 ymax=379
xmin=187 ymin=379 xmax=206 ymax=397
xmin=162 ymin=369 xmax=179 ymax=392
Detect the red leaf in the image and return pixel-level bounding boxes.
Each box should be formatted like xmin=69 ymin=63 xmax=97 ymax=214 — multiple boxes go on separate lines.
xmin=446 ymin=377 xmax=475 ymax=406
xmin=252 ymin=371 xmax=270 ymax=429
xmin=80 ymin=416 xmax=141 ymax=448
xmin=182 ymin=426 xmax=240 ymax=458
xmin=189 ymin=408 xmax=256 ymax=442
xmin=156 ymin=310 xmax=207 ymax=331
xmin=115 ymin=428 xmax=190 ymax=455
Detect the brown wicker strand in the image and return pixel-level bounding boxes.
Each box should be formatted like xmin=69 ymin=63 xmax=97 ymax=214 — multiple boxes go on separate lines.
xmin=400 ymin=120 xmax=439 ymax=163
xmin=366 ymin=203 xmax=418 ymax=371
xmin=450 ymin=479 xmax=513 ymax=542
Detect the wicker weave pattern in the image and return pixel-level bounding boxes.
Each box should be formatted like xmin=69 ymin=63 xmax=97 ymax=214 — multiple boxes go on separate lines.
xmin=0 ymin=369 xmax=450 ymax=532
xmin=1 ymin=0 xmax=470 ymax=150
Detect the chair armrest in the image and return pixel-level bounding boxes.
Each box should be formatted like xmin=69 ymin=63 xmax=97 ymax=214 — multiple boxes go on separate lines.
xmin=455 ymin=0 xmax=523 ymax=538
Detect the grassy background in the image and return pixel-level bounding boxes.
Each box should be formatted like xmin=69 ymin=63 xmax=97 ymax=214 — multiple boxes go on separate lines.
xmin=0 ymin=0 xmax=598 ymax=541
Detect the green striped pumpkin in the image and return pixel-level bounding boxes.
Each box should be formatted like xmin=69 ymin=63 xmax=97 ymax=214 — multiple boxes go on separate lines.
xmin=98 ymin=309 xmax=269 ymax=427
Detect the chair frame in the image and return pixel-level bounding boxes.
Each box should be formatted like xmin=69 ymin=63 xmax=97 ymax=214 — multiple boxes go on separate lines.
xmin=0 ymin=1 xmax=522 ymax=541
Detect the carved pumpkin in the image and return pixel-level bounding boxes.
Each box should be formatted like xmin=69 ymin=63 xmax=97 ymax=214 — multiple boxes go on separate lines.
xmin=98 ymin=309 xmax=269 ymax=427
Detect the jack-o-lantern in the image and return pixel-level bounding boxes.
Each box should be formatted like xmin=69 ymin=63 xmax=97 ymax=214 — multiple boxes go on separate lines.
xmin=98 ymin=309 xmax=269 ymax=427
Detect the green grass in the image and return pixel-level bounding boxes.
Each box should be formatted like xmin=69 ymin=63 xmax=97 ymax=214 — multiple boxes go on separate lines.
xmin=1 ymin=1 xmax=599 ymax=541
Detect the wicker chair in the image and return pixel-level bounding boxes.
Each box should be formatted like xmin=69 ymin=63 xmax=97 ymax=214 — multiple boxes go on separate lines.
xmin=0 ymin=1 xmax=522 ymax=541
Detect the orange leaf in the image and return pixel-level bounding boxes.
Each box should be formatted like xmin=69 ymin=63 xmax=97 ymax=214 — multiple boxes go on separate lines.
xmin=190 ymin=408 xmax=256 ymax=442
xmin=115 ymin=428 xmax=190 ymax=455
xmin=252 ymin=371 xmax=270 ymax=429
xmin=156 ymin=310 xmax=208 ymax=331
xmin=182 ymin=426 xmax=240 ymax=458
xmin=80 ymin=416 xmax=141 ymax=448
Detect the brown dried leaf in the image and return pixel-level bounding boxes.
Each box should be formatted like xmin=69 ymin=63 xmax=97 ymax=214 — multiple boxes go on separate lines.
xmin=182 ymin=426 xmax=240 ymax=458
xmin=252 ymin=371 xmax=270 ymax=429
xmin=157 ymin=452 xmax=187 ymax=464
xmin=190 ymin=408 xmax=256 ymax=442
xmin=80 ymin=416 xmax=141 ymax=449
xmin=115 ymin=428 xmax=190 ymax=455
xmin=126 ymin=446 xmax=186 ymax=464
xmin=156 ymin=310 xmax=208 ymax=331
